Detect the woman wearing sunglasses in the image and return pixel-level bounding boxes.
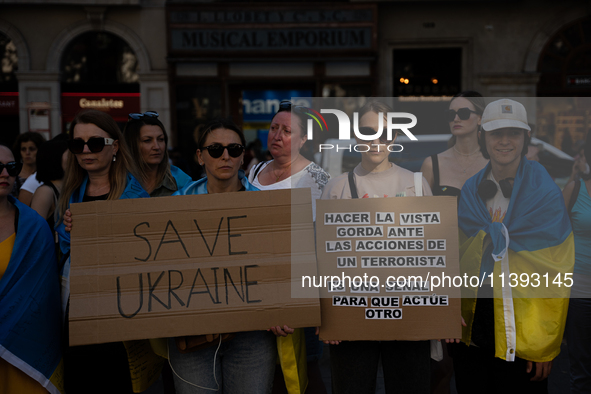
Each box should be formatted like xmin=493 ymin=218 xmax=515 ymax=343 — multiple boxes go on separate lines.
xmin=420 ymin=91 xmax=488 ymax=198
xmin=124 ymin=111 xmax=191 ymax=197
xmin=56 ymin=109 xmax=149 ymax=394
xmin=321 ymin=99 xmax=432 ymax=394
xmin=170 ymin=118 xmax=280 ymax=394
xmin=419 ymin=92 xmax=486 ymax=394
xmin=0 ymin=144 xmax=63 ymax=394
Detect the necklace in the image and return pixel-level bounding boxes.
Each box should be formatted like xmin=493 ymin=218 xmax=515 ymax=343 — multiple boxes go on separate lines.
xmin=453 ymin=145 xmax=481 ymax=157
xmin=452 ymin=146 xmax=480 ymax=174
xmin=88 ymin=182 xmax=110 ymax=196
xmin=273 ymin=161 xmax=292 ymax=182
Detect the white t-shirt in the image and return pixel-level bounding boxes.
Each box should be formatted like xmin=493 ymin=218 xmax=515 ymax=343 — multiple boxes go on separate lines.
xmin=321 ymin=163 xmax=432 ymax=199
xmin=480 ymin=172 xmax=511 ymax=284
xmin=248 ymin=161 xmax=330 ymax=220
xmin=486 ymin=172 xmax=510 ymax=223
xmin=20 ymin=173 xmax=43 ymax=194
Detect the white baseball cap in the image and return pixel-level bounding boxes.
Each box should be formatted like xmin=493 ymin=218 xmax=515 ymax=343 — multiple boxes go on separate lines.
xmin=481 ymin=99 xmax=531 ymax=131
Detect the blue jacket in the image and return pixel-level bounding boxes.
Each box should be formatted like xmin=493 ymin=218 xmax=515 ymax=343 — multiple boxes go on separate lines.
xmin=56 ymin=173 xmax=149 ymax=256
xmin=170 ymin=165 xmax=192 ymax=190
xmin=174 ymin=170 xmax=259 ymax=195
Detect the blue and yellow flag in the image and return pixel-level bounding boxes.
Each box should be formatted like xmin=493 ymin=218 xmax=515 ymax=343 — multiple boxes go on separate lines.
xmin=458 ymin=158 xmax=573 ymax=362
xmin=0 ymin=197 xmax=64 ymax=393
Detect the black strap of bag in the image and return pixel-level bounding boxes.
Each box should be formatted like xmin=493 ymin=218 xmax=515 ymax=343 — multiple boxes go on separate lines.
xmin=348 ymin=171 xmax=359 ymax=199
xmin=252 ymin=161 xmax=267 ymax=180
xmin=431 ymin=154 xmax=440 ymax=189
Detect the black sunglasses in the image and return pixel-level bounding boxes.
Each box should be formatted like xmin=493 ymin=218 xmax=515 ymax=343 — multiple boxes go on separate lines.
xmin=357 ymin=127 xmax=395 ymax=144
xmin=444 ymin=108 xmax=479 ymax=122
xmin=202 ymin=143 xmax=245 ymax=158
xmin=128 ymin=111 xmax=159 ymax=120
xmin=68 ymin=137 xmax=115 ymax=154
xmin=0 ymin=161 xmax=22 ymax=177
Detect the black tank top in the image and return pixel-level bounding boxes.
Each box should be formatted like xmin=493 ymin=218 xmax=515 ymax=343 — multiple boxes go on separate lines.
xmin=431 ymin=154 xmax=461 ymax=197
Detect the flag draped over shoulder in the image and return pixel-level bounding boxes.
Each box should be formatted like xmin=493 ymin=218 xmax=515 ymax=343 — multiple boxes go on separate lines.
xmin=0 ymin=197 xmax=64 ymax=394
xmin=458 ymin=158 xmax=573 ymax=362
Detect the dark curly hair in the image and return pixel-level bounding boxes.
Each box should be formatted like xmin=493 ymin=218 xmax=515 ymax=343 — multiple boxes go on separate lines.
xmin=12 ymin=131 xmax=46 ymax=162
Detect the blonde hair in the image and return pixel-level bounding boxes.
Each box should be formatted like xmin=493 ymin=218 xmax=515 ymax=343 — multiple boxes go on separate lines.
xmin=59 ymin=109 xmax=140 ymax=218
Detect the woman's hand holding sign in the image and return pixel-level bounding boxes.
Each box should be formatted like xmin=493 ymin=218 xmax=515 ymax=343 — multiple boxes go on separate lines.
xmin=64 ymin=209 xmax=73 ymax=232
xmin=269 ymin=325 xmax=295 ymax=337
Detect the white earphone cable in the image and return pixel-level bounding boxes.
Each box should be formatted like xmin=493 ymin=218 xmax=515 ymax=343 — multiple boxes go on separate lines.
xmin=167 ymin=336 xmax=222 ymax=391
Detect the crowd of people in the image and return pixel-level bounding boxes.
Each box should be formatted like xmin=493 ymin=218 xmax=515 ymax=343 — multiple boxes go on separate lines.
xmin=0 ymin=92 xmax=588 ymax=394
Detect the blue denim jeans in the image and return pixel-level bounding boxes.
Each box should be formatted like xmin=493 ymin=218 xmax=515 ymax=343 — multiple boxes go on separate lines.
xmin=168 ymin=331 xmax=276 ymax=394
xmin=565 ymin=298 xmax=591 ymax=393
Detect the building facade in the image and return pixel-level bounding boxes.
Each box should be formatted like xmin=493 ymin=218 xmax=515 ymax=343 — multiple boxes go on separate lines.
xmin=1 ymin=0 xmax=589 ymax=153
xmin=0 ymin=0 xmax=169 ymax=145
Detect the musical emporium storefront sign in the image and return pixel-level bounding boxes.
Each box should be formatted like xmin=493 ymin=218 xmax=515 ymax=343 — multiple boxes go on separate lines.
xmin=168 ymin=4 xmax=377 ymax=56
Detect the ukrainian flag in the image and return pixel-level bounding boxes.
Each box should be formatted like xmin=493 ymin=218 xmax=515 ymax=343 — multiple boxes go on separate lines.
xmin=458 ymin=158 xmax=573 ymax=362
xmin=0 ymin=197 xmax=64 ymax=393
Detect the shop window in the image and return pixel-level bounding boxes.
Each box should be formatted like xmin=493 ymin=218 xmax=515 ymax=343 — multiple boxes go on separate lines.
xmin=0 ymin=32 xmax=17 ymax=84
xmin=548 ymin=37 xmax=570 ymax=58
xmin=322 ymin=84 xmax=371 ymax=98
xmin=391 ymin=48 xmax=461 ymax=135
xmin=538 ymin=17 xmax=591 ymax=95
xmin=0 ymin=32 xmax=19 ymax=147
xmin=393 ymin=48 xmax=461 ymax=97
xmin=563 ymin=24 xmax=583 ymax=48
xmin=539 ymin=55 xmax=562 ymax=73
xmin=61 ymin=31 xmax=139 ymax=92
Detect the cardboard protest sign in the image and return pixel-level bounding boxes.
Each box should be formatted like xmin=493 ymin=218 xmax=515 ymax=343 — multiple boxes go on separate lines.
xmin=69 ymin=188 xmax=320 ymax=346
xmin=315 ymin=196 xmax=461 ymax=341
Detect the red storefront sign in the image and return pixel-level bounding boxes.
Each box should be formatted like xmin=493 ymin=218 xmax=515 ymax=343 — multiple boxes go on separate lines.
xmin=0 ymin=92 xmax=19 ymax=115
xmin=61 ymin=92 xmax=140 ymax=122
